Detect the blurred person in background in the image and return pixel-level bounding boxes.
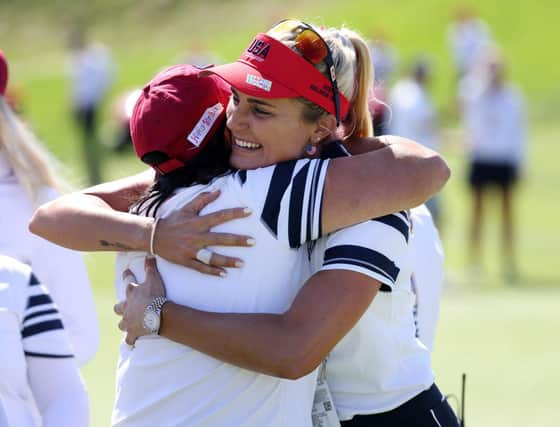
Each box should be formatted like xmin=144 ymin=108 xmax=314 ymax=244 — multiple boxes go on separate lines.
xmin=458 ymin=46 xmax=527 ymax=282
xmin=446 ymin=4 xmax=492 ymax=79
xmin=180 ymin=39 xmax=223 ymax=68
xmin=110 ymin=88 xmax=142 ymax=152
xmin=367 ymin=29 xmax=397 ymax=84
xmin=368 ymin=82 xmax=390 ymax=136
xmin=68 ymin=27 xmax=114 ymax=185
xmin=0 ymin=48 xmax=99 ymax=365
xmin=367 ymin=30 xmax=396 ymax=136
xmin=0 ymin=255 xmax=89 ymax=427
xmin=389 ymin=57 xmax=442 ymax=225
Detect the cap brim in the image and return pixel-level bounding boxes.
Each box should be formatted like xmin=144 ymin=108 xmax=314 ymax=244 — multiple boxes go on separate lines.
xmin=201 ymin=61 xmax=299 ymax=99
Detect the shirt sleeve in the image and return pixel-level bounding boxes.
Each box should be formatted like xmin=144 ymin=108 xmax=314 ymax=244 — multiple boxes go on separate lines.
xmin=316 ymin=210 xmax=411 ymax=292
xmin=409 ymin=205 xmax=444 ymax=352
xmin=27 ymin=357 xmax=89 ymax=427
xmin=21 ymin=272 xmax=75 ymax=359
xmin=239 ymin=158 xmax=330 ymax=248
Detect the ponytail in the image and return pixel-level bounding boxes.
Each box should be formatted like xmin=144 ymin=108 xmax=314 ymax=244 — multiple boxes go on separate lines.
xmin=341 ymin=29 xmax=374 ymax=140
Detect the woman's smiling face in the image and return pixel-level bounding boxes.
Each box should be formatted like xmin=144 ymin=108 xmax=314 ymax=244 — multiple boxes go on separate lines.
xmin=226 ymin=87 xmax=320 ymax=170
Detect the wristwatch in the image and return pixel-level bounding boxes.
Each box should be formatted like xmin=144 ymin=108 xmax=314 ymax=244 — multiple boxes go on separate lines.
xmin=143 ymin=296 xmax=168 ymax=335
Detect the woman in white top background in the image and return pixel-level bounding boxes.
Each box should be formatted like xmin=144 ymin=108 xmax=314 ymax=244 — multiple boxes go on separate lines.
xmin=0 ymin=48 xmax=99 ymax=365
xmin=458 ymin=45 xmax=527 ymax=282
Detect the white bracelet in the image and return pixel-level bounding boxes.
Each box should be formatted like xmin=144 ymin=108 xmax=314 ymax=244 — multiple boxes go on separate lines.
xmin=149 ymin=218 xmax=160 ymax=256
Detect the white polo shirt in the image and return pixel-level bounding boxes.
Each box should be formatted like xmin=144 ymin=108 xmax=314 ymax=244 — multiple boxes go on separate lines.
xmin=410 ymin=205 xmax=444 ymax=352
xmin=0 ymin=255 xmax=74 ymax=427
xmin=0 ymin=150 xmax=99 ymax=366
xmin=388 ymin=79 xmax=439 ymax=152
xmin=113 ymin=158 xmax=330 ymax=427
xmin=311 ymin=209 xmax=434 ymax=420
xmin=459 ymin=80 xmax=526 ymax=167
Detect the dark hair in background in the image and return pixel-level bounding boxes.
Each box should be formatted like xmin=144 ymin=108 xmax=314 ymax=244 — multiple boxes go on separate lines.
xmin=131 ymin=121 xmax=231 ymax=217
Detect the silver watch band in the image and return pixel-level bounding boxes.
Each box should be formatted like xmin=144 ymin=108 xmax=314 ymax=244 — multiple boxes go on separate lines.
xmin=148 ymin=296 xmax=168 ymax=314
xmin=144 ymin=296 xmax=168 ymax=335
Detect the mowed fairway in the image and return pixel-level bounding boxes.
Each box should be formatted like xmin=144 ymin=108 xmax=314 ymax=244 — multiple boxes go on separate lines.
xmin=1 ymin=0 xmax=559 ymax=426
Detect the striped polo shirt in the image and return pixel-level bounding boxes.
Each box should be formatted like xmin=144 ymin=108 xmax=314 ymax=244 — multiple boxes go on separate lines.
xmin=113 ymin=158 xmax=330 ymax=427
xmin=0 ymin=255 xmax=74 ymax=427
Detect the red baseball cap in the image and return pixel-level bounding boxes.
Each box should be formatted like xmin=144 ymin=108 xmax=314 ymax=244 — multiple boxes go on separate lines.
xmin=130 ymin=64 xmax=231 ymax=174
xmin=0 ymin=49 xmax=8 ymax=96
xmin=202 ymin=33 xmax=350 ymax=120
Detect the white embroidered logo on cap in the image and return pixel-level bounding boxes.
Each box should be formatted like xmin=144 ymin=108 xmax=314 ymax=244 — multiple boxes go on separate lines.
xmin=187 ymin=103 xmax=224 ymax=147
xmin=246 ymin=74 xmax=272 ymax=92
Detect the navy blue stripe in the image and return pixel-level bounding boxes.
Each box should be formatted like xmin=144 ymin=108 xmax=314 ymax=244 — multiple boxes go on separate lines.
xmin=22 ymin=319 xmax=64 ymax=338
xmin=237 ymin=170 xmax=247 ymax=184
xmin=318 ymin=165 xmax=324 ymax=239
xmin=261 ymin=162 xmax=296 ymax=237
xmin=29 ymin=273 xmax=41 ymax=286
xmin=320 ymin=141 xmax=350 ymax=160
xmin=371 ymin=213 xmax=409 ymax=242
xmin=323 ymin=258 xmax=393 ymax=292
xmin=324 ymin=245 xmax=400 ymax=283
xmin=24 ymin=351 xmax=74 ymax=359
xmin=306 ymin=160 xmax=324 ymax=242
xmin=26 ymin=294 xmax=53 ymax=309
xmin=288 ymin=163 xmax=310 ymax=248
xmin=23 ymin=308 xmax=59 ymax=323
xmin=323 ymin=256 xmax=393 ymax=282
xmin=306 ymin=164 xmax=314 ymax=243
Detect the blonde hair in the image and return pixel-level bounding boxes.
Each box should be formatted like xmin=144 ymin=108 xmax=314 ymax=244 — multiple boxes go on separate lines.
xmin=268 ymin=21 xmax=374 ymax=140
xmin=0 ymin=97 xmax=67 ymax=205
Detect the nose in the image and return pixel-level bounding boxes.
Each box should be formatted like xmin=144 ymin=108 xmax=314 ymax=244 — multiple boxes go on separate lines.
xmin=226 ymin=98 xmax=248 ymax=134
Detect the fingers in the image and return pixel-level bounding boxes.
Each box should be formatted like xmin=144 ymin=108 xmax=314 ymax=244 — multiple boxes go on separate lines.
xmin=144 ymin=255 xmax=157 ymax=272
xmin=122 ymin=269 xmax=137 ymax=284
xmin=125 ymin=333 xmax=136 ymax=346
xmin=183 ymin=190 xmax=221 ymax=214
xmin=206 ymin=252 xmax=244 ymax=269
xmin=201 ymin=207 xmax=252 ymax=229
xmin=119 ymin=320 xmax=137 ymax=346
xmin=183 ymin=259 xmax=228 ymax=277
xmin=114 ymin=301 xmax=125 ymax=316
xmin=201 ymin=231 xmax=255 ymax=248
xmin=125 ymin=282 xmax=138 ymax=299
xmin=144 ymin=256 xmax=166 ymax=296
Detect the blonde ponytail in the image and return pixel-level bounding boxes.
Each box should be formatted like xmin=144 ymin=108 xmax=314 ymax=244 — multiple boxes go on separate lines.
xmin=341 ymin=29 xmax=374 ymax=140
xmin=0 ymin=97 xmax=67 ymax=205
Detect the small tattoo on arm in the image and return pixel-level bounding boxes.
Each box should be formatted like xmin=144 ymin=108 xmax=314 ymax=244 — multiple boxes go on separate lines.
xmin=99 ymin=240 xmax=134 ymax=251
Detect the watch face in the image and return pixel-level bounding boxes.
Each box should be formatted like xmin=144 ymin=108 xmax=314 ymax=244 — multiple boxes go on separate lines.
xmin=143 ymin=310 xmax=160 ymax=333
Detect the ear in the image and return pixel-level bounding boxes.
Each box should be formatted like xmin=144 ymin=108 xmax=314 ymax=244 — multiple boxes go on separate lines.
xmin=310 ymin=114 xmax=337 ymax=143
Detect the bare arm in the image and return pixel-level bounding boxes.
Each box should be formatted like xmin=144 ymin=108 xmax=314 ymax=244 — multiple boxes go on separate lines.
xmin=29 ymin=169 xmax=155 ymax=252
xmin=29 ymin=170 xmax=254 ymax=275
xmin=322 ymin=135 xmax=450 ymax=234
xmin=118 ymin=259 xmax=379 ymax=379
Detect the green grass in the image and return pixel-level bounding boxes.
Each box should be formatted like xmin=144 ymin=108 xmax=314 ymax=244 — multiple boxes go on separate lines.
xmin=2 ymin=0 xmax=559 ymax=426
xmin=434 ymin=287 xmax=560 ymax=426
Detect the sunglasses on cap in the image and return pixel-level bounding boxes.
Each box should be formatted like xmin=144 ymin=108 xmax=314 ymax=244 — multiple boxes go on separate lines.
xmin=269 ymin=19 xmax=342 ymax=126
